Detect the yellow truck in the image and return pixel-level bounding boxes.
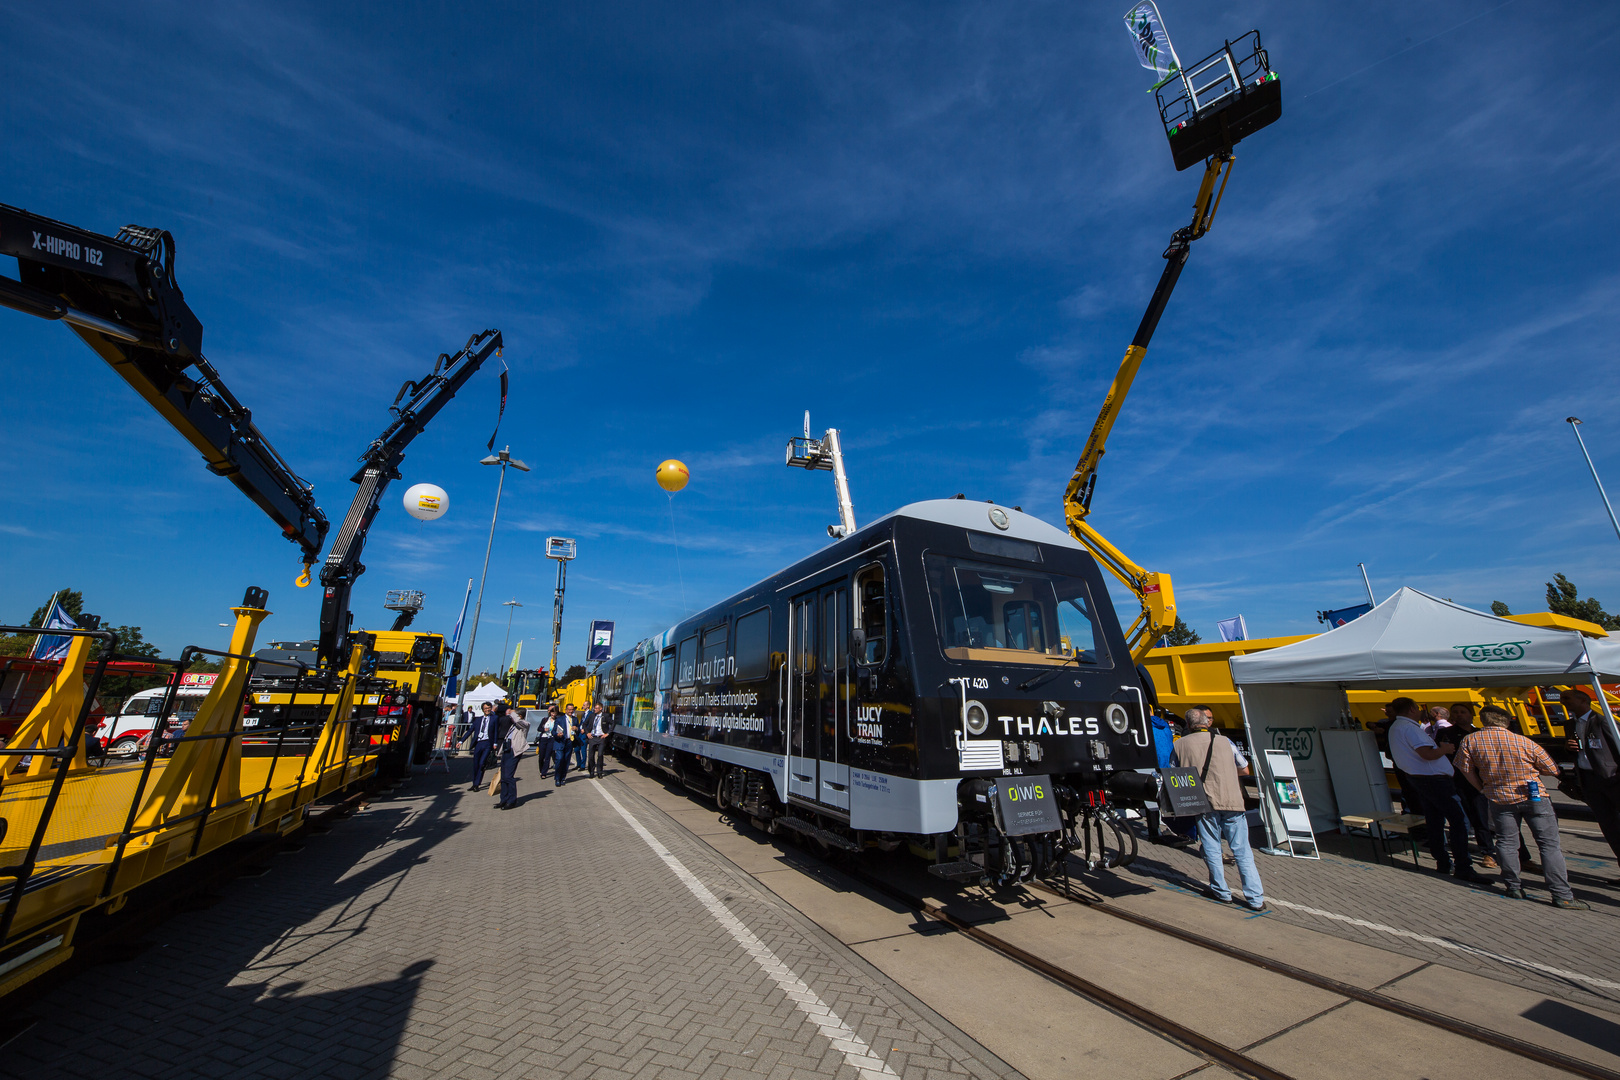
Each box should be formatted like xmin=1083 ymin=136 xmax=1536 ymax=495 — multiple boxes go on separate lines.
xmin=1140 ymin=610 xmax=1612 ymax=744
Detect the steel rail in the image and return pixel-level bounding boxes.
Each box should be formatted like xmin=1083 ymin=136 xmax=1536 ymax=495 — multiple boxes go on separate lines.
xmin=824 ymin=861 xmax=1299 ymax=1080
xmin=1028 ymin=879 xmax=1620 ymax=1080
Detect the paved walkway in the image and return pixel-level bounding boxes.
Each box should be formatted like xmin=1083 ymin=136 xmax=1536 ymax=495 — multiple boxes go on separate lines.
xmin=5 ymin=765 xmax=1021 ymax=1080
xmin=1119 ymin=811 xmax=1620 ymax=1014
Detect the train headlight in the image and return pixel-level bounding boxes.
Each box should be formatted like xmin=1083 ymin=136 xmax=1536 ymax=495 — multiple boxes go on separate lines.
xmin=964 ymin=700 xmax=989 ymax=736
xmin=1105 ymin=703 xmax=1131 ymax=734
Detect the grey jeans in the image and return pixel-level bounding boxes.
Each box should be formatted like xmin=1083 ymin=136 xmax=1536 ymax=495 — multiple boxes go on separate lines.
xmin=1490 ymin=798 xmax=1572 ymax=900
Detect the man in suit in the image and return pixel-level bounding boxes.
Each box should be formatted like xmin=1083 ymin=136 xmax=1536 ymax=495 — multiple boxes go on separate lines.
xmin=549 ymin=707 xmax=575 ymax=786
xmin=495 ymin=702 xmax=529 ymax=810
xmin=585 ymin=702 xmax=612 ymax=778
xmin=568 ymin=704 xmax=588 ymax=773
xmin=469 ymin=701 xmax=497 ymax=792
xmin=536 ymin=704 xmax=559 ymax=778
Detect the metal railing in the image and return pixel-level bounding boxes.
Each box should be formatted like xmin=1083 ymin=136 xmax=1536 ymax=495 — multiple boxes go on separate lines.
xmin=1156 ymin=30 xmax=1271 ymax=134
xmin=0 ymin=628 xmax=385 ymax=951
xmin=0 ymin=624 xmax=116 ymax=942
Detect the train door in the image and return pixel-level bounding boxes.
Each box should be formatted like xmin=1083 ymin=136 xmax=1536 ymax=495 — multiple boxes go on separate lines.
xmin=818 ymin=584 xmax=850 ymax=810
xmin=787 ymin=592 xmax=819 ymax=800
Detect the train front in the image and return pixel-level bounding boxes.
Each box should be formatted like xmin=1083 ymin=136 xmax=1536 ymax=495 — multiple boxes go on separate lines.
xmin=895 ymin=502 xmax=1159 ymax=884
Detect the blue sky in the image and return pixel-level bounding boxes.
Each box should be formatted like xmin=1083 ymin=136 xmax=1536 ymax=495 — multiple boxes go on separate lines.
xmin=4 ymin=1 xmax=1620 ymax=671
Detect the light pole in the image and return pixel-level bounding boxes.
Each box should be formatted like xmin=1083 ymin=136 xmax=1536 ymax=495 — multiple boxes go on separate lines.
xmin=1567 ymin=418 xmax=1620 ymax=544
xmin=455 ymin=446 xmax=530 ymax=729
xmin=546 ymin=537 xmax=577 ymax=691
xmin=1357 ymin=563 xmax=1376 ymax=608
xmin=500 ymin=599 xmax=523 ymax=685
xmin=785 ymin=411 xmax=857 ymax=538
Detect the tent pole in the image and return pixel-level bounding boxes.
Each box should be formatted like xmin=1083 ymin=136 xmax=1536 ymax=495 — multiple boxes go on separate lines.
xmin=1237 ymin=684 xmax=1283 ymax=852
xmin=1586 ymin=674 xmax=1620 ymax=758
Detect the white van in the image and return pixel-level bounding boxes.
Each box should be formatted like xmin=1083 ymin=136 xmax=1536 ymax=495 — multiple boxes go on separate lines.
xmin=103 ymin=684 xmax=214 ymax=756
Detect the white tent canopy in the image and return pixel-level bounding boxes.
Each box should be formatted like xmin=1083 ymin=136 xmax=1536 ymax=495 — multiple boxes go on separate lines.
xmin=1230 ymin=587 xmax=1619 ymax=691
xmin=1226 ymin=587 xmax=1620 ymax=838
xmin=458 ymin=681 xmax=510 ymax=708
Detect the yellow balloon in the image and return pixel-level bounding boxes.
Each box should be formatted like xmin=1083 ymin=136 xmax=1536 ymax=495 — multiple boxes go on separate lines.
xmin=656 ymin=459 xmax=690 ymax=493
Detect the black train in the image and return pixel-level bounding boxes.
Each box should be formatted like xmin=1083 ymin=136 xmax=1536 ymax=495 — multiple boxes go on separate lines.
xmin=602 ymin=498 xmax=1158 ymax=883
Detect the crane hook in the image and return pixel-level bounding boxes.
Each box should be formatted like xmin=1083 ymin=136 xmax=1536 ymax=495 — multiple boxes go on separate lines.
xmin=295 ymin=563 xmax=312 ymax=588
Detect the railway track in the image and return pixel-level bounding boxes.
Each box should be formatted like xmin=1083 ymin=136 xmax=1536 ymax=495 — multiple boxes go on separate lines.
xmin=823 ymin=857 xmax=1300 ymax=1080
xmin=1028 ymin=876 xmax=1620 ymax=1080
xmin=816 ymin=849 xmax=1620 ymax=1080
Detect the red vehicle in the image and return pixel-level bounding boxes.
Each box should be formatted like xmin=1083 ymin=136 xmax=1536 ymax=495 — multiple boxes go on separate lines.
xmin=0 ymin=655 xmax=198 ymax=746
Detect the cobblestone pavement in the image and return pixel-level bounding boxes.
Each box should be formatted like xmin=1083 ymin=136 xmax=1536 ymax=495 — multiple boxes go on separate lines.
xmin=1108 ymin=811 xmax=1620 ymax=1014
xmin=5 ymin=766 xmax=1023 ymax=1080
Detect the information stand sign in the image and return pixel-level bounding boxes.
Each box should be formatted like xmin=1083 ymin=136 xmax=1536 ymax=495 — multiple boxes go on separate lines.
xmin=1260 ymin=748 xmax=1320 ymax=859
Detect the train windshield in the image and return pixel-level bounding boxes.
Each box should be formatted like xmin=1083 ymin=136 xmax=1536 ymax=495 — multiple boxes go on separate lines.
xmin=926 ymin=555 xmax=1109 ymax=667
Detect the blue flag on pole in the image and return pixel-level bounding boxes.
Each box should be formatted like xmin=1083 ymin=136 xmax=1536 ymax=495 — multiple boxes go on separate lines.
xmin=446 ymin=578 xmax=473 ymax=698
xmin=1317 ymin=603 xmax=1371 ymax=629
xmin=29 ymin=595 xmax=78 ymax=661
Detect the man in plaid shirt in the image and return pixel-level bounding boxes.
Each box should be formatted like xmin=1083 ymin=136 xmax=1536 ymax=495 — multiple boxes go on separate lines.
xmin=1455 ymin=705 xmax=1589 ymax=909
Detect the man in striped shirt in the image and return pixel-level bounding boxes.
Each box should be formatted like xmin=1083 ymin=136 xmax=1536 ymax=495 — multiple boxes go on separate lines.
xmin=1454 ymin=706 xmax=1588 ymax=909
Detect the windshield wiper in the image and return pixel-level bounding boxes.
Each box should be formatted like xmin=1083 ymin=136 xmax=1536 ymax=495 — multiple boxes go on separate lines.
xmin=1017 ymin=653 xmax=1087 ymax=692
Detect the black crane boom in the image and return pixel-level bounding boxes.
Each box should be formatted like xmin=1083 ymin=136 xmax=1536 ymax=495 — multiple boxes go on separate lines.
xmin=316 ymin=329 xmax=504 ymax=669
xmin=0 ymin=203 xmax=330 ymax=563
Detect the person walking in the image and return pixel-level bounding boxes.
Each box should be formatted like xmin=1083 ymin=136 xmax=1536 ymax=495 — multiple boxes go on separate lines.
xmin=468 ymin=701 xmax=497 ymax=792
xmin=1456 ymin=705 xmax=1589 ymax=909
xmin=586 ymin=702 xmax=612 ymax=778
xmin=1388 ymin=697 xmax=1487 ymax=882
xmin=495 ymin=703 xmax=530 ymax=810
xmin=567 ymin=704 xmax=588 ymax=773
xmin=536 ymin=704 xmax=559 ymax=779
xmin=1142 ymin=709 xmax=1177 ymax=843
xmin=1171 ymin=707 xmax=1266 ymax=912
xmin=1562 ymin=688 xmax=1620 ymax=867
xmin=547 ymin=706 xmax=575 ymax=786
xmin=1445 ymin=702 xmax=1497 ymax=869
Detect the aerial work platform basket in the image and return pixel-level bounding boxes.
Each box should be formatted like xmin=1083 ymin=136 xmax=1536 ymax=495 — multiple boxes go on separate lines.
xmin=1156 ymin=30 xmax=1280 ymax=170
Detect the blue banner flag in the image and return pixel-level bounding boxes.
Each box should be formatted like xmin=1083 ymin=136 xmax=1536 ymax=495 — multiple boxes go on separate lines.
xmin=588 ymin=620 xmax=615 ymax=663
xmin=1317 ymin=603 xmax=1371 ymax=629
xmin=29 ymin=594 xmax=79 ymax=661
xmin=1217 ymin=615 xmax=1248 ymax=643
xmin=445 ymin=578 xmax=473 ymax=699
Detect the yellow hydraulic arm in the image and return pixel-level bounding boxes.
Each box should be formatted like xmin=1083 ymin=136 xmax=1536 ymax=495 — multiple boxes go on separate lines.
xmin=1063 ymin=152 xmax=1233 ymax=663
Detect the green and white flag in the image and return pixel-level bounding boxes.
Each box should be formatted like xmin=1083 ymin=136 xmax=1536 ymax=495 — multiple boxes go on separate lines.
xmin=1123 ymin=2 xmax=1181 ymax=90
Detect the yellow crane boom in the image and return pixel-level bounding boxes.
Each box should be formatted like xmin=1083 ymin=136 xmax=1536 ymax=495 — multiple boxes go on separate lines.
xmin=1062 ymin=154 xmax=1230 ymax=663
xmin=1062 ymin=26 xmax=1281 ymax=664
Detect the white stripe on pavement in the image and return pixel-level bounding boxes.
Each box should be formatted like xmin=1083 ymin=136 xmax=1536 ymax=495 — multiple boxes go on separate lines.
xmin=1136 ymin=864 xmax=1620 ymax=991
xmin=1265 ymin=897 xmax=1620 ymax=991
xmin=595 ymin=783 xmax=899 ymax=1079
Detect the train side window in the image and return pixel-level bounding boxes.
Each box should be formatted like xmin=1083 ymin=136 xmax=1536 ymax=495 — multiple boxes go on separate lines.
xmin=701 ymin=624 xmax=729 ymax=682
xmin=1056 ymin=594 xmax=1102 ymax=661
xmin=677 ymin=636 xmax=697 ymax=687
xmin=855 ymin=565 xmax=888 ymax=665
xmin=734 ymin=609 xmax=770 ymax=681
xmin=658 ymin=648 xmax=676 ymax=691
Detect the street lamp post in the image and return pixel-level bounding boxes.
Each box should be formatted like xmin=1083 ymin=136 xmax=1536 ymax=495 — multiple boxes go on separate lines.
xmin=500 ymin=599 xmax=523 ymax=685
xmin=454 ymin=446 xmax=530 ymax=730
xmin=1567 ymin=418 xmax=1620 ymax=544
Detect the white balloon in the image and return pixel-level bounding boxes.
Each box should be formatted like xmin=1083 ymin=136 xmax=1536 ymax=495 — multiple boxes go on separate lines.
xmin=403 ymin=483 xmax=449 ymax=521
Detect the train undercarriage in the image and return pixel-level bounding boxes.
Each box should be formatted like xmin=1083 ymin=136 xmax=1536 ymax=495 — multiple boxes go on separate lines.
xmin=613 ymin=736 xmax=1154 ymax=887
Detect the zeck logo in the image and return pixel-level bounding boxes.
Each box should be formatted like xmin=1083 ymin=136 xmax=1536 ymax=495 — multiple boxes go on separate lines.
xmin=1453 ymin=641 xmax=1530 ymax=663
xmin=1267 ymin=727 xmax=1314 ymax=760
